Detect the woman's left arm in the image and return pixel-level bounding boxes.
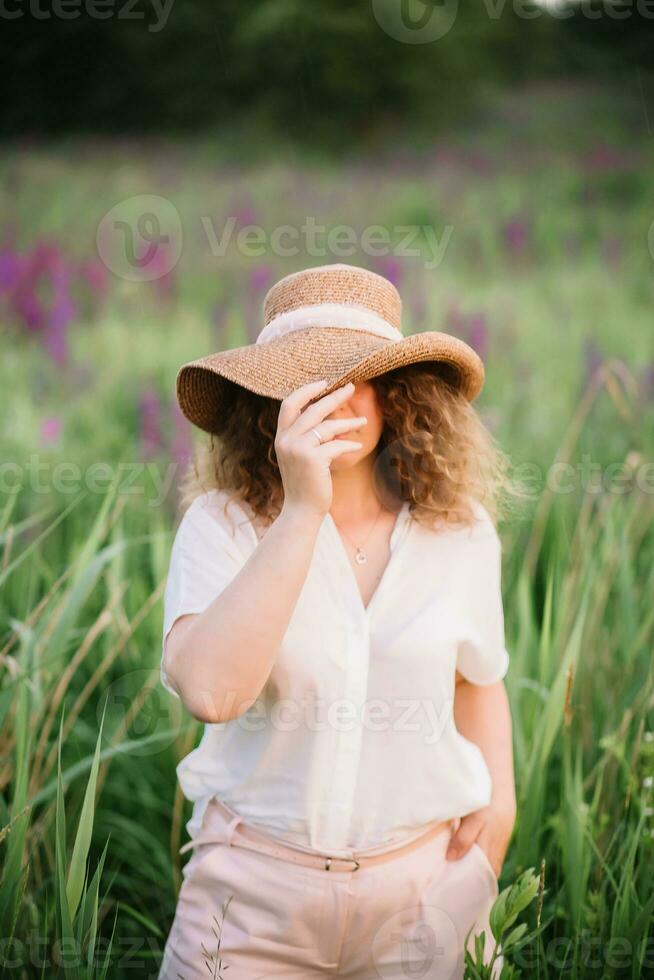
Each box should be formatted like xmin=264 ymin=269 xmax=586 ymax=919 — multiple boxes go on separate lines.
xmin=447 ymin=674 xmax=517 ymax=877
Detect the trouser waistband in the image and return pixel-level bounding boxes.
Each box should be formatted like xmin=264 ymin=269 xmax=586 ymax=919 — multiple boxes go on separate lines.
xmin=179 ymin=796 xmax=455 ymax=873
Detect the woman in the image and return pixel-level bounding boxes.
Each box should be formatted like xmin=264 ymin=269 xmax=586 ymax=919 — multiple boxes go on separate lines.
xmin=158 ymin=263 xmax=518 ymax=979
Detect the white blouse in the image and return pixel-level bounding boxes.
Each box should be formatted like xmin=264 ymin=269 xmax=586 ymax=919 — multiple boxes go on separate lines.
xmin=161 ymin=489 xmax=510 ymax=857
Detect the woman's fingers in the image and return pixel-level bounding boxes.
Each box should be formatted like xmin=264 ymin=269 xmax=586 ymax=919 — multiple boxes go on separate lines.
xmin=446 ymin=812 xmax=485 ymax=861
xmin=274 ymin=379 xmax=362 ymax=517
xmin=290 ymin=381 xmax=357 ymax=437
xmin=315 ymin=439 xmax=364 ymax=463
xmin=306 ymin=415 xmax=368 ymax=444
xmin=277 ymin=378 xmax=330 ymax=433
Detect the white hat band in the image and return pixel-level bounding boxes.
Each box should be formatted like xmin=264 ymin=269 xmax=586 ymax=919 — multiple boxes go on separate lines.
xmin=256 ymin=303 xmax=404 ymax=346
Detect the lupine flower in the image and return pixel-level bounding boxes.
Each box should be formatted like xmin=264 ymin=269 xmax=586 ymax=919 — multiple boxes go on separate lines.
xmin=445 ymin=306 xmax=466 ymax=336
xmin=583 ymin=337 xmax=603 ymax=389
xmin=467 ymin=313 xmax=488 ymax=360
xmin=0 ymin=247 xmax=24 ymax=294
xmin=232 ymin=203 xmax=259 ymax=227
xmin=434 ymin=147 xmax=459 ymax=169
xmin=250 ymin=263 xmax=273 ymax=294
xmin=171 ymin=400 xmax=193 ymax=469
xmin=7 ymin=239 xmax=67 ymax=336
xmin=40 ymin=416 xmax=62 ymax=445
xmin=79 ymin=257 xmax=110 ymax=317
xmin=139 ymin=239 xmax=177 ymax=304
xmin=465 ymin=150 xmax=492 ymax=176
xmin=503 ymin=216 xmax=531 ymax=260
xmin=10 ymin=240 xmax=59 ymax=333
xmin=213 ymin=303 xmax=229 ymax=346
xmin=138 ymin=388 xmax=163 ymax=458
xmin=582 ymin=143 xmax=633 ymax=173
xmin=43 ymin=261 xmax=76 ymax=366
xmin=373 ymin=256 xmax=403 ymax=288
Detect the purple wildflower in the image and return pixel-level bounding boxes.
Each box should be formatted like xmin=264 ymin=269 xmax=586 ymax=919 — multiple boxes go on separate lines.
xmin=0 ymin=248 xmax=24 ymax=294
xmin=582 ymin=143 xmax=633 ymax=174
xmin=233 ymin=205 xmax=259 ymax=227
xmin=374 ymin=256 xmax=403 ymax=287
xmin=250 ymin=264 xmax=273 ymax=294
xmin=171 ymin=401 xmax=193 ymax=469
xmin=583 ymin=337 xmax=604 ymax=389
xmin=503 ymin=216 xmax=530 ymax=260
xmin=79 ymin=257 xmax=110 ymax=316
xmin=43 ymin=261 xmax=76 ymax=366
xmin=138 ymin=388 xmax=163 ymax=458
xmin=213 ymin=303 xmax=229 ymax=345
xmin=41 ymin=417 xmax=62 ymax=445
xmin=467 ymin=313 xmax=488 ymax=360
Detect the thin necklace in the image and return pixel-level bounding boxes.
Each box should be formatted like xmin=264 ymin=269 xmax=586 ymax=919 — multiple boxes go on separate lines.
xmin=332 ymin=500 xmax=384 ymax=565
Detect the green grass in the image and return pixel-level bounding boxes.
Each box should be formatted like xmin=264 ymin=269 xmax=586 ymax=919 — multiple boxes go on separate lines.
xmin=1 ymin=93 xmax=654 ymax=976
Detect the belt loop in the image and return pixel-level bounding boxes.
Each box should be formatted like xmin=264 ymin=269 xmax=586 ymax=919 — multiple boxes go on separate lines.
xmin=225 ymin=814 xmax=242 ymax=846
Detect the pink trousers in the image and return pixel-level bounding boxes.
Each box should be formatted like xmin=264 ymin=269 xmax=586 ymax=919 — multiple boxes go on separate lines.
xmin=158 ymin=798 xmax=502 ymax=979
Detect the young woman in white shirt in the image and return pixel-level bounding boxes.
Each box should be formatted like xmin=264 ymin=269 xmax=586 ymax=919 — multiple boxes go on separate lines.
xmin=158 ymin=264 xmax=518 ymax=979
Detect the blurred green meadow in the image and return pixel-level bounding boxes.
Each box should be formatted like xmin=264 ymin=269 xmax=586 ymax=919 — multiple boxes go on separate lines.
xmin=1 ymin=90 xmax=654 ymax=977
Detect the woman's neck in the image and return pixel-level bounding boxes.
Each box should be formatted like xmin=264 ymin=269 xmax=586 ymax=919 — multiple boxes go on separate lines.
xmin=329 ymin=456 xmax=393 ymax=524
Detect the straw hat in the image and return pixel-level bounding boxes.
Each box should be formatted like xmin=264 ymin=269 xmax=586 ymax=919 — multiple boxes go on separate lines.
xmin=177 ymin=263 xmax=484 ymax=434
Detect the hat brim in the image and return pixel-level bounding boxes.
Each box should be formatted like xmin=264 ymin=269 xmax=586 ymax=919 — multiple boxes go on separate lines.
xmin=176 ymin=326 xmax=484 ymax=435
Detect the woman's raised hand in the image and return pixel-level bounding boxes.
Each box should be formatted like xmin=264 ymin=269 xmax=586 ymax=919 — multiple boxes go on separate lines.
xmin=275 ymin=379 xmax=367 ymax=519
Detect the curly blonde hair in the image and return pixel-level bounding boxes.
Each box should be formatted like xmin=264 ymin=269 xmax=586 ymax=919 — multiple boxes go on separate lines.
xmin=179 ymin=363 xmax=526 ymax=533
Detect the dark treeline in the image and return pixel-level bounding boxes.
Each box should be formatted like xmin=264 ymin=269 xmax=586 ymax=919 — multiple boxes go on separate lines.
xmin=2 ymin=0 xmax=653 ymax=144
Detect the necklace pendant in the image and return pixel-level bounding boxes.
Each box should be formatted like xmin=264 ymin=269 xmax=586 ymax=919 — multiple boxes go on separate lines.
xmin=355 ymin=549 xmax=367 ymax=564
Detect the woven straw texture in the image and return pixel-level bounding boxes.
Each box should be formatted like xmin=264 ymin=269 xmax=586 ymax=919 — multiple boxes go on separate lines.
xmin=264 ymin=264 xmax=402 ymax=328
xmin=176 ymin=264 xmax=484 ymax=435
xmin=177 ymin=327 xmax=484 ymax=435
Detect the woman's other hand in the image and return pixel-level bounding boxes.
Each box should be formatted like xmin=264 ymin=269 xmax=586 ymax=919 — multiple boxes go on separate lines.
xmin=445 ymin=799 xmax=516 ymax=878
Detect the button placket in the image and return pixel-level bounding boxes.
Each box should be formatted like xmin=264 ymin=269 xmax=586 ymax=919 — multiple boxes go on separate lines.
xmin=319 ymin=613 xmax=370 ymax=850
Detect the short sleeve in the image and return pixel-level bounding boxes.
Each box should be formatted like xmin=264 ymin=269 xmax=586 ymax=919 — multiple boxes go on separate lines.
xmin=160 ymin=494 xmax=245 ymax=698
xmin=455 ymin=509 xmax=510 ymax=686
